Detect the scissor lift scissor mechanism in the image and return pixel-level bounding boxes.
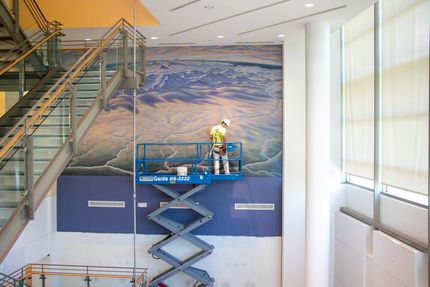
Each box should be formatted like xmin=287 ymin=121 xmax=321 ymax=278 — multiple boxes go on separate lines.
xmin=135 ymin=142 xmax=242 ymax=287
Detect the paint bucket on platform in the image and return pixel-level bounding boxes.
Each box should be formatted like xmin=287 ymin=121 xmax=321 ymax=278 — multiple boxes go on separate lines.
xmin=177 ymin=166 xmax=187 ymax=176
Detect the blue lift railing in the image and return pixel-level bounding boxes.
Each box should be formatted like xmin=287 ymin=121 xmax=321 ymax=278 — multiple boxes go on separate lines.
xmin=136 ymin=142 xmax=242 ymax=184
xmin=135 ymin=142 xmax=242 ymax=287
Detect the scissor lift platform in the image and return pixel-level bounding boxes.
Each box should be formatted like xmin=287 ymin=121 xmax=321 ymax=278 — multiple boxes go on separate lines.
xmin=135 ymin=142 xmax=242 ymax=287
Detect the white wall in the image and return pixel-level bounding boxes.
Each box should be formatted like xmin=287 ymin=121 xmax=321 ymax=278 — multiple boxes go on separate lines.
xmin=48 ymin=233 xmax=281 ymax=287
xmin=0 ymin=183 xmax=281 ymax=286
xmin=345 ymin=185 xmax=428 ymax=246
xmin=0 ymin=185 xmax=57 ymax=274
xmin=335 ymin=212 xmax=428 ymax=287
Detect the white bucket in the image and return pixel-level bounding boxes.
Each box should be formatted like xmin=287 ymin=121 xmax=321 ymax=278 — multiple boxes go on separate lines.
xmin=177 ymin=166 xmax=188 ymax=176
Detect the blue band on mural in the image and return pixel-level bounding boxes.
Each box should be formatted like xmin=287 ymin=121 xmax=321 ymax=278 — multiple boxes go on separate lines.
xmin=57 ymin=175 xmax=281 ymax=237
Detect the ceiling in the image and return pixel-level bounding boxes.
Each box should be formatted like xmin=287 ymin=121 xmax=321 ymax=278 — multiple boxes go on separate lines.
xmin=62 ymin=0 xmax=376 ymax=46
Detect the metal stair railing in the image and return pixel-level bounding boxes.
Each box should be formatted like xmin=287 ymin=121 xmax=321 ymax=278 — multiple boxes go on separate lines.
xmin=0 ymin=271 xmax=31 ymax=287
xmin=0 ymin=0 xmax=63 ymax=68
xmin=6 ymin=263 xmax=148 ymax=287
xmin=0 ymin=26 xmax=62 ymax=74
xmin=0 ymin=18 xmax=146 ymax=263
xmin=1 ymin=0 xmax=57 ymax=35
xmin=0 ymin=0 xmax=64 ymax=118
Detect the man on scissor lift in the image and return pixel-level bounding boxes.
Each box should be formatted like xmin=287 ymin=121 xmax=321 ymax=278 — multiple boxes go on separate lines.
xmin=209 ymin=119 xmax=231 ymax=175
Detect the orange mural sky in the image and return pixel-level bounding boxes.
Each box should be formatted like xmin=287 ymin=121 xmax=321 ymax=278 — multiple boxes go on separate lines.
xmin=37 ymin=0 xmax=159 ymax=28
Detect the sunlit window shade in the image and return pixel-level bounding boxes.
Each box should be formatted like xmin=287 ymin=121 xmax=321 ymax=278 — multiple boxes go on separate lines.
xmin=344 ymin=6 xmax=375 ymax=180
xmin=381 ymin=0 xmax=430 ymax=195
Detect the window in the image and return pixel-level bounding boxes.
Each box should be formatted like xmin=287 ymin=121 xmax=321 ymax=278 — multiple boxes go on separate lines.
xmin=380 ymin=0 xmax=430 ymax=196
xmin=343 ymin=0 xmax=430 ymax=204
xmin=343 ymin=6 xmax=375 ymax=181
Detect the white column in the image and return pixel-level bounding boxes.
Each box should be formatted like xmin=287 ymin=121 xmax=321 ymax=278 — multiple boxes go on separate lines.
xmin=305 ymin=22 xmax=331 ymax=287
xmin=282 ymin=27 xmax=306 ymax=287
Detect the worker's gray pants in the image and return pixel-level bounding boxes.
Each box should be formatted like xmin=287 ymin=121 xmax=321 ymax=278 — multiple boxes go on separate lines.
xmin=213 ymin=147 xmax=230 ymax=175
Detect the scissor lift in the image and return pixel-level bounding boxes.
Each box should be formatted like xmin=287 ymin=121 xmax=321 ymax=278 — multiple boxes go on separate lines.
xmin=135 ymin=142 xmax=242 ymax=287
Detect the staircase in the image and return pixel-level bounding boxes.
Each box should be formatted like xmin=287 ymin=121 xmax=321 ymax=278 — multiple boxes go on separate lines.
xmin=0 ymin=22 xmax=17 ymax=64
xmin=0 ymin=70 xmax=116 ymax=228
xmin=0 ymin=17 xmax=146 ymax=262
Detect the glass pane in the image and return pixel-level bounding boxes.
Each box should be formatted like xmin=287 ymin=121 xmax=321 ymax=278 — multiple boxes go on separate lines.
xmin=0 ymin=142 xmax=26 ymax=229
xmin=343 ymin=5 xmax=375 ymax=179
xmin=0 ymin=38 xmax=56 ymax=117
xmin=32 ymin=92 xmax=70 ymax=183
xmin=106 ymin=35 xmax=121 ymax=72
xmin=380 ymin=0 xmax=430 ymax=195
xmin=32 ymin=275 xmax=84 ymax=287
xmin=60 ymin=40 xmax=92 ymax=70
xmin=74 ymin=60 xmax=101 ymax=123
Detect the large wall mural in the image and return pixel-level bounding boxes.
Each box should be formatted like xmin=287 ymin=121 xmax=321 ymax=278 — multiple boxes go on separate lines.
xmin=63 ymin=45 xmax=283 ymax=177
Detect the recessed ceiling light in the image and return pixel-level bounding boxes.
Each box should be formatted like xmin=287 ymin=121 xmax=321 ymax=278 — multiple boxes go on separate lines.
xmin=217 ymin=35 xmax=224 ymax=38
xmin=305 ymin=3 xmax=314 ymax=7
xmin=278 ymin=34 xmax=285 ymax=38
xmin=85 ymin=38 xmax=92 ymax=41
xmin=150 ymin=36 xmax=158 ymax=40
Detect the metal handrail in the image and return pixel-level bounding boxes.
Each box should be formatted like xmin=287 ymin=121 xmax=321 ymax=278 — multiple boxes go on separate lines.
xmin=0 ymin=29 xmax=61 ymax=75
xmin=7 ymin=263 xmax=147 ymax=285
xmin=0 ymin=271 xmax=31 ymax=287
xmin=22 ymin=0 xmax=55 ymax=33
xmin=0 ymin=18 xmax=145 ymax=162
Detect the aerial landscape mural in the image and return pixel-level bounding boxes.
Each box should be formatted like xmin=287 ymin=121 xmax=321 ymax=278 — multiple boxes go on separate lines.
xmin=63 ymin=45 xmax=283 ymax=177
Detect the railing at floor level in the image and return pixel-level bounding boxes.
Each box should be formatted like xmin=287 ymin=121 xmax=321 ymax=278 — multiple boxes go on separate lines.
xmin=7 ymin=263 xmax=148 ymax=287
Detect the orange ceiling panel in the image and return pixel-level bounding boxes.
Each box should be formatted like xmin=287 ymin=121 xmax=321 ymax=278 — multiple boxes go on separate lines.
xmin=37 ymin=0 xmax=159 ymax=28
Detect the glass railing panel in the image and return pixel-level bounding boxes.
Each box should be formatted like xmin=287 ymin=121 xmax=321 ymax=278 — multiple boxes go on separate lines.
xmin=106 ymin=35 xmax=122 ymax=73
xmin=88 ymin=277 xmax=135 ymax=287
xmin=29 ymin=275 xmax=136 ymax=287
xmin=74 ymin=60 xmax=101 ymax=123
xmin=0 ymin=141 xmax=27 ymax=229
xmin=0 ymin=36 xmax=58 ymax=117
xmin=31 ymin=275 xmax=83 ymax=287
xmin=60 ymin=40 xmax=95 ymax=70
xmin=135 ymin=44 xmax=142 ymax=74
xmin=31 ymin=91 xmax=70 ymax=184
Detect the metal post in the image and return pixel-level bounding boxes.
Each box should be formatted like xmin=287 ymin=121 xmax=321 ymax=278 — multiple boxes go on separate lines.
xmin=100 ymin=52 xmax=107 ymax=107
xmin=52 ymin=36 xmax=58 ymax=68
xmin=141 ymin=45 xmax=145 ymax=78
xmin=84 ymin=276 xmax=91 ymax=287
xmin=132 ymin=1 xmax=137 ymax=284
xmin=69 ymin=86 xmax=78 ymax=155
xmin=123 ymin=31 xmax=128 ymax=72
xmin=47 ymin=38 xmax=54 ymax=69
xmin=340 ymin=26 xmax=346 ymax=183
xmin=427 ymin=21 xmax=430 ymax=287
xmin=373 ymin=1 xmax=382 ymax=226
xmin=24 ymin=135 xmax=34 ymax=220
xmin=12 ymin=0 xmax=19 ymax=33
xmin=39 ymin=274 xmax=46 ymax=287
xmin=19 ymin=60 xmax=25 ymax=98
